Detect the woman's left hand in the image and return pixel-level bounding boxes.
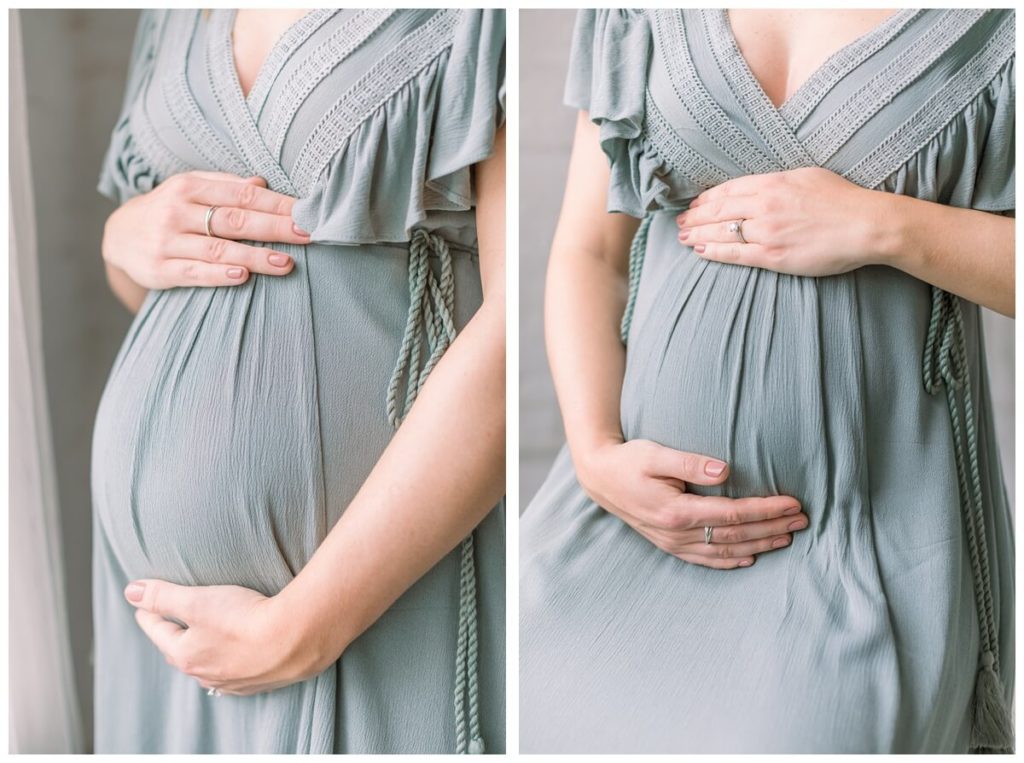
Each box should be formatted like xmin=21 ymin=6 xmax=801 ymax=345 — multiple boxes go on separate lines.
xmin=677 ymin=166 xmax=889 ymax=276
xmin=124 ymin=578 xmax=328 ymax=696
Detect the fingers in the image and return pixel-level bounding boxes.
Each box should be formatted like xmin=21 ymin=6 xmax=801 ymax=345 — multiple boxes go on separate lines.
xmin=681 ymin=493 xmax=802 ymax=528
xmin=192 ymin=203 xmax=311 ymax=245
xmin=134 ymin=608 xmax=187 ymax=660
xmin=125 ymin=578 xmax=196 ymax=622
xmin=181 ymin=177 xmax=296 ymax=217
xmin=702 ymin=511 xmax=809 ymax=543
xmin=645 ymin=442 xmax=730 ymax=486
xmin=159 ymin=259 xmax=253 ymax=286
xmin=674 ymin=551 xmax=753 ymax=570
xmin=168 ymin=234 xmax=295 ymax=277
xmin=670 ymin=531 xmax=795 ymax=570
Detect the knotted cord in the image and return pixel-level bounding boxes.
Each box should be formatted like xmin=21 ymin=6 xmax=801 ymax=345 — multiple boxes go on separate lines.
xmin=386 ymin=228 xmax=484 ymax=754
xmin=923 ymin=286 xmax=1013 ymax=751
xmin=620 ymin=213 xmax=653 ymax=343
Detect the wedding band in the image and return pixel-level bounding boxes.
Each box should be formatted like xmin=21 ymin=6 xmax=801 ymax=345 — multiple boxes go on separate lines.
xmin=204 ymin=205 xmax=219 ymax=238
xmin=727 ymin=218 xmax=747 ymax=244
xmin=206 ymin=687 xmax=222 ymax=697
xmin=704 ymin=525 xmax=714 ymax=544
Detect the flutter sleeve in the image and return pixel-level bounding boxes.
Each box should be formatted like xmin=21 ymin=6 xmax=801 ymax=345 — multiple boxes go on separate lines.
xmin=563 ymin=9 xmax=676 ymax=217
xmin=289 ymin=9 xmax=506 ymax=245
xmin=96 ymin=9 xmax=164 ymax=205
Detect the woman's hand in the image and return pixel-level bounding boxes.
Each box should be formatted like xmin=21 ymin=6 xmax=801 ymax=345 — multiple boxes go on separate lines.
xmin=676 ymin=166 xmax=886 ymax=276
xmin=101 ymin=170 xmax=311 ymax=290
xmin=576 ymin=439 xmax=809 ymax=569
xmin=123 ymin=578 xmax=330 ymax=696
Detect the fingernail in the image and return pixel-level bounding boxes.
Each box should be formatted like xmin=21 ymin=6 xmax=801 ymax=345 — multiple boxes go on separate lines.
xmin=227 ymin=267 xmax=245 ymax=279
xmin=704 ymin=460 xmax=726 ymax=477
xmin=788 ymin=519 xmax=808 ymax=531
xmin=292 ymin=222 xmax=310 ymax=237
xmin=772 ymin=536 xmax=790 ymax=548
xmin=694 ymin=244 xmax=706 ymax=254
xmin=678 ymin=227 xmax=690 ymax=240
xmin=783 ymin=505 xmax=801 ymax=515
xmin=125 ymin=582 xmax=145 ymax=602
xmin=738 ymin=559 xmax=752 ymax=567
xmin=268 ymin=253 xmax=290 ymax=267
xmin=676 ymin=212 xmax=687 ymax=225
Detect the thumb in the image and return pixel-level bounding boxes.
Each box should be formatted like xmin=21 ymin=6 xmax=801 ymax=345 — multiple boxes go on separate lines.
xmin=124 ymin=578 xmax=196 ymax=623
xmin=646 ymin=443 xmax=730 ymax=486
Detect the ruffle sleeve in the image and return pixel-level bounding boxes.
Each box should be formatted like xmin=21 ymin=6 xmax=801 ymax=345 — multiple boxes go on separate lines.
xmin=96 ymin=10 xmax=163 ymax=206
xmin=877 ymin=51 xmax=1015 ymax=214
xmin=564 ymin=9 xmax=676 ymax=218
xmin=290 ymin=9 xmax=506 ymax=245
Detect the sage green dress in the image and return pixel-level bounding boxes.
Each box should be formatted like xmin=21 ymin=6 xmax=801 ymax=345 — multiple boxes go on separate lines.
xmin=92 ymin=9 xmax=505 ymax=754
xmin=520 ymin=8 xmax=1014 ymax=754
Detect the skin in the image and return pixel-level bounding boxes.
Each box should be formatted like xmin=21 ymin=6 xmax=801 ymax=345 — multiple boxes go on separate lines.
xmin=548 ymin=8 xmax=1014 ymax=573
xmin=103 ymin=12 xmax=505 ymax=695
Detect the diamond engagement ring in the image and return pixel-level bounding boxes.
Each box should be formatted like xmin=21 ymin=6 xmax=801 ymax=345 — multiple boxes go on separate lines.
xmin=204 ymin=205 xmax=219 ymax=237
xmin=727 ymin=218 xmax=747 ymax=244
xmin=704 ymin=525 xmax=714 ymax=544
xmin=206 ymin=687 xmax=223 ymax=697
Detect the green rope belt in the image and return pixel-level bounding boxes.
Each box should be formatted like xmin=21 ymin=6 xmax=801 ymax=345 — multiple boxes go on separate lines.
xmin=386 ymin=228 xmax=485 ymax=754
xmin=621 ymin=215 xmax=1011 ymax=749
xmin=923 ymin=286 xmax=1013 ymax=751
xmin=620 ymin=213 xmax=653 ymax=344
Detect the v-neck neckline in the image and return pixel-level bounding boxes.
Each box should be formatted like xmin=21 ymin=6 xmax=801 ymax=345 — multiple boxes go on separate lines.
xmin=222 ymin=8 xmax=318 ymax=107
xmin=715 ymin=8 xmax=919 ymax=118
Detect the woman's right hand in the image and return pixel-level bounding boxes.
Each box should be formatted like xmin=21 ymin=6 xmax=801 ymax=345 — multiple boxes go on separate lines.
xmin=575 ymin=439 xmax=809 ymax=569
xmin=101 ymin=170 xmax=312 ymax=289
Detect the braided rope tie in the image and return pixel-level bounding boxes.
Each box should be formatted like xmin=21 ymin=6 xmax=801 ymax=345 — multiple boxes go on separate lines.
xmin=620 ymin=213 xmax=653 ymax=343
xmin=385 ymin=229 xmax=484 ymax=754
xmin=923 ymin=286 xmax=1013 ymax=752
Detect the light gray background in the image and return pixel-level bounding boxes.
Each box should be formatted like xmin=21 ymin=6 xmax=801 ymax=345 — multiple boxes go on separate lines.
xmin=518 ymin=9 xmax=1015 ymax=512
xmin=19 ymin=9 xmax=142 ymax=751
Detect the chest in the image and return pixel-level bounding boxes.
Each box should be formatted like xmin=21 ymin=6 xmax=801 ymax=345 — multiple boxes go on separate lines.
xmin=229 ymin=9 xmax=313 ymax=100
xmin=643 ymin=8 xmax=1011 ymax=193
xmin=724 ymin=9 xmax=903 ymax=111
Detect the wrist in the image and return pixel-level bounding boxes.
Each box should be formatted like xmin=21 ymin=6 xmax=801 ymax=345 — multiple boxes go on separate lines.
xmin=861 ymin=189 xmax=913 ymax=269
xmin=270 ymin=578 xmax=348 ymax=680
xmin=570 ymin=432 xmax=624 ymax=493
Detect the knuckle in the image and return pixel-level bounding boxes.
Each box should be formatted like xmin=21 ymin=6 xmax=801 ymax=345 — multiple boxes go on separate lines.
xmin=718 ymin=526 xmax=740 ymax=543
xmin=181 ymin=262 xmax=199 ymax=282
xmin=225 ymin=207 xmax=247 ymax=231
xmin=206 ymin=237 xmax=229 ymax=263
xmin=716 ymin=544 xmax=733 ymax=559
xmin=723 ymin=508 xmax=743 ymax=526
xmin=236 ymin=182 xmax=258 ymax=208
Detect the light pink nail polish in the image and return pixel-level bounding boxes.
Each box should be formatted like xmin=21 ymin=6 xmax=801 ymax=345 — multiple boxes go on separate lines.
xmin=783 ymin=505 xmax=801 ymax=515
xmin=293 ymin=222 xmax=310 ymax=237
xmin=679 ymin=228 xmax=690 ymax=240
xmin=788 ymin=519 xmax=808 ymax=531
xmin=772 ymin=537 xmax=790 ymax=548
xmin=704 ymin=460 xmax=726 ymax=477
xmin=227 ymin=267 xmax=245 ymax=279
xmin=268 ymin=253 xmax=290 ymax=267
xmin=125 ymin=582 xmax=145 ymax=602
xmin=738 ymin=560 xmax=752 ymax=567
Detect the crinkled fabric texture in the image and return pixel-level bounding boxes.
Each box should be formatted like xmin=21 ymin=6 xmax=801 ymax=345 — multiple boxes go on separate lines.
xmin=92 ymin=8 xmax=505 ymax=754
xmin=521 ymin=8 xmax=1014 ymax=754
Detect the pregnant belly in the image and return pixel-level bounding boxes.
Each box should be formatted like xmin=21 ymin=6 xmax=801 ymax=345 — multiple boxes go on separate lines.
xmin=89 ymin=244 xmax=430 ymax=593
xmin=619 ymin=222 xmax=937 ymax=511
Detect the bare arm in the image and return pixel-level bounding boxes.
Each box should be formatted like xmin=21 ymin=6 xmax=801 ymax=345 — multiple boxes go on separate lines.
xmin=879 ymin=197 xmax=1014 ymax=317
xmin=275 ymin=126 xmax=507 ymax=665
xmin=545 ymin=112 xmax=639 ymax=465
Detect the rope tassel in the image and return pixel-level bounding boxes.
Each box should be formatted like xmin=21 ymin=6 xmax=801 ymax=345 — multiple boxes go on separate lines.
xmin=923 ymin=286 xmax=1013 ymax=752
xmin=386 ymin=229 xmax=484 ymax=753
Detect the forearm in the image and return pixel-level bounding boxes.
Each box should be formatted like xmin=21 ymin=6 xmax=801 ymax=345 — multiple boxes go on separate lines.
xmin=276 ymin=298 xmax=504 ymax=666
xmin=871 ymin=192 xmax=1015 ymax=316
xmin=545 ymin=237 xmax=632 ymax=468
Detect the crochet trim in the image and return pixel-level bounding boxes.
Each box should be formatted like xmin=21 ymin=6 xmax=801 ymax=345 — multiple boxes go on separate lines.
xmin=263 ymin=10 xmax=393 ymax=159
xmin=291 ymin=9 xmax=460 ymax=194
xmin=848 ymin=11 xmax=1014 ymax=190
xmin=643 ymin=91 xmax=729 ymax=189
xmin=806 ymin=9 xmax=987 ymax=164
